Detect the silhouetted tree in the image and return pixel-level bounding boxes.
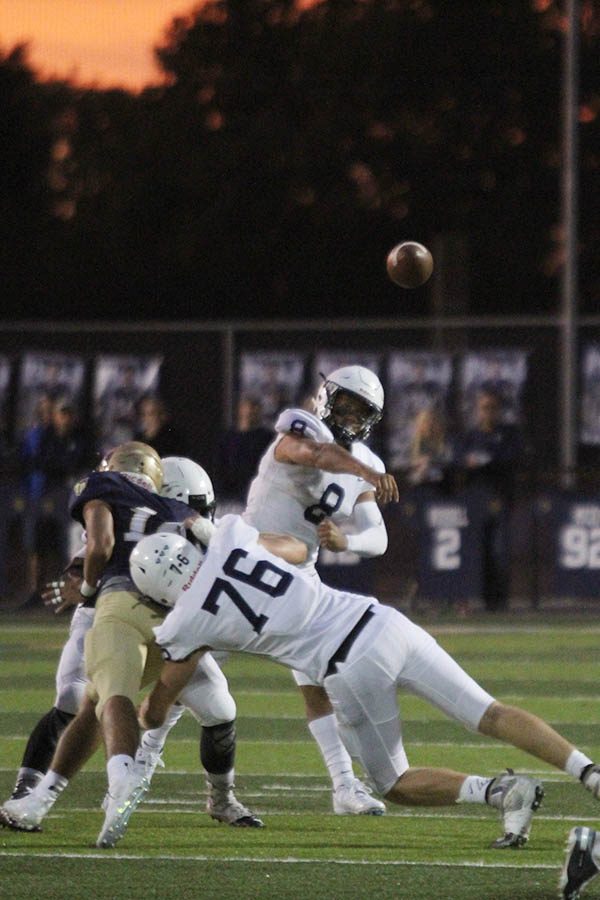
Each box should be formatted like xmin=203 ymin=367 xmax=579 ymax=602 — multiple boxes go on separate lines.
xmin=1 ymin=1 xmax=598 ymax=319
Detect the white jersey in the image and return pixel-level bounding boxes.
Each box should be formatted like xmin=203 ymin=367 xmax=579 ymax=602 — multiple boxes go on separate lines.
xmin=153 ymin=515 xmax=376 ymax=684
xmin=243 ymin=408 xmax=385 ymax=572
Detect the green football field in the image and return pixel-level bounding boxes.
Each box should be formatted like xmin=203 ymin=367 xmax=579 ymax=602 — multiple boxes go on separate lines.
xmin=1 ymin=616 xmax=600 ymax=899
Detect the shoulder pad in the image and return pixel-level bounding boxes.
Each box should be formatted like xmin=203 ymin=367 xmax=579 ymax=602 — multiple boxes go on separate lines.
xmin=275 ymin=408 xmax=333 ymax=442
xmin=353 ymin=443 xmax=386 ymax=474
xmin=73 ymin=476 xmax=90 ymax=497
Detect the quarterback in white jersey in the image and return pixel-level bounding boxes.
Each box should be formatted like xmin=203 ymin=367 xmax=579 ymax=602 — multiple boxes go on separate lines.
xmin=244 ymin=405 xmax=387 ymax=574
xmin=243 ymin=365 xmax=398 ymax=815
xmin=134 ymin=520 xmax=600 ymax=851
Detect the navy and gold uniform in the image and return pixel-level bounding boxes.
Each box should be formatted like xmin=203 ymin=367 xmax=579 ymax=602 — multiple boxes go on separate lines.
xmin=70 ymin=471 xmax=193 ymax=595
xmin=70 ymin=470 xmax=196 ymax=717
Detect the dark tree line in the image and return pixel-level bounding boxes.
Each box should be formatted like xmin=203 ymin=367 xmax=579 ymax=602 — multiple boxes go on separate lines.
xmin=1 ymin=0 xmax=598 ymax=321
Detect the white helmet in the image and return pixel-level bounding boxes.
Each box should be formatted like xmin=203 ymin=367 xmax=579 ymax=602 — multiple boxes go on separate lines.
xmin=315 ymin=365 xmax=384 ymax=446
xmin=130 ymin=532 xmax=202 ymax=608
xmin=161 ymin=457 xmax=216 ymax=520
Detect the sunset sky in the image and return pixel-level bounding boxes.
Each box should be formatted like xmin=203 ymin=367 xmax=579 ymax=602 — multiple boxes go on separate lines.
xmin=1 ymin=0 xmax=197 ymax=91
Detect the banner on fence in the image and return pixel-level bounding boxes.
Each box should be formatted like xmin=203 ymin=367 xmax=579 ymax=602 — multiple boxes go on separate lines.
xmin=16 ymin=351 xmax=86 ymax=435
xmin=537 ymin=492 xmax=600 ymax=597
xmin=459 ymin=349 xmax=528 ymax=428
xmin=580 ymin=344 xmax=600 ymax=445
xmin=386 ymin=351 xmax=452 ymax=470
xmin=93 ymin=354 xmax=162 ymax=452
xmin=399 ymin=489 xmax=486 ymax=602
xmin=239 ymin=351 xmax=307 ymax=426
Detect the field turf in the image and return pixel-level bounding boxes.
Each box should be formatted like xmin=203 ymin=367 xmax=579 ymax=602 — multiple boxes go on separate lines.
xmin=1 ymin=616 xmax=600 ymax=899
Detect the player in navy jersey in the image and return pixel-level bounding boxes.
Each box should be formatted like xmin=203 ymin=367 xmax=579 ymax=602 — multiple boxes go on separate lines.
xmin=0 ymin=443 xmax=261 ymax=846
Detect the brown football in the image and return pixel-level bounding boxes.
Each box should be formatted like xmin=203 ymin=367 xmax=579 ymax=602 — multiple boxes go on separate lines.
xmin=386 ymin=241 xmax=434 ymax=289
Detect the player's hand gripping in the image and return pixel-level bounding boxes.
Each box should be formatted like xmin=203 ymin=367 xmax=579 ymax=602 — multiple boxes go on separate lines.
xmin=369 ymin=472 xmax=399 ymax=505
xmin=317 ymin=519 xmax=348 ymax=552
xmin=42 ymin=572 xmax=84 ymax=615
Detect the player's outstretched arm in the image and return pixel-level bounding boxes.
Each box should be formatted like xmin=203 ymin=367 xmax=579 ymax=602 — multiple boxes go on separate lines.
xmin=258 ymin=533 xmax=308 ymax=565
xmin=275 ymin=434 xmax=399 ymax=504
xmin=139 ymin=652 xmax=203 ymax=729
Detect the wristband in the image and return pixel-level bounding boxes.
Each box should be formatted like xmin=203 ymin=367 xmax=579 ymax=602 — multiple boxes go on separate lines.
xmin=79 ymin=579 xmax=98 ymax=598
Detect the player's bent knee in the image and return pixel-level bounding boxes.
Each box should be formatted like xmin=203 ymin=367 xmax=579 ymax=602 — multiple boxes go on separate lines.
xmin=384 ymin=769 xmax=422 ymax=805
xmin=299 ymin=685 xmax=333 ymax=719
xmin=55 ymin=684 xmax=87 ymax=716
xmin=477 ymin=700 xmax=504 ymax=734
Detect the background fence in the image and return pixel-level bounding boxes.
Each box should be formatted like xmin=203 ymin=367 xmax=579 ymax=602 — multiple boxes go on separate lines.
xmin=2 ymin=316 xmax=600 ymax=609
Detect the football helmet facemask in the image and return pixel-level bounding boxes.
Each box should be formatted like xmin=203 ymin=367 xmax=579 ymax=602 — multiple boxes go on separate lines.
xmin=107 ymin=441 xmax=163 ymax=492
xmin=130 ymin=532 xmax=202 ymax=608
xmin=315 ymin=365 xmax=384 ymax=447
xmin=160 ymin=457 xmax=216 ymax=520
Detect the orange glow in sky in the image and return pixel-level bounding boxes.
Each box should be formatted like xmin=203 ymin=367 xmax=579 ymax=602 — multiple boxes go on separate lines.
xmin=0 ymin=0 xmax=197 ymax=91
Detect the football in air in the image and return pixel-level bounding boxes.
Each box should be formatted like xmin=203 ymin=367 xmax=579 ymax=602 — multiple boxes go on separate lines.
xmin=386 ymin=241 xmax=434 ymax=289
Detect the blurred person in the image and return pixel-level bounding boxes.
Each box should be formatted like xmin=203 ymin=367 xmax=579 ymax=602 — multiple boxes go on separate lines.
xmin=215 ymin=396 xmax=273 ymax=504
xmin=0 ymin=410 xmax=15 ymax=599
xmin=455 ymin=388 xmax=525 ymax=612
xmin=243 ymin=365 xmax=398 ymax=815
xmin=402 ymin=360 xmax=445 ymax=423
xmin=18 ymin=392 xmax=55 ymax=595
xmin=133 ymin=520 xmax=600 ymax=851
xmin=134 ymin=395 xmax=189 ymax=458
xmin=37 ymin=397 xmax=91 ymax=573
xmin=407 ymin=406 xmax=455 ymax=494
xmin=0 ymin=454 xmax=262 ymax=836
xmin=96 ymin=363 xmax=140 ymax=450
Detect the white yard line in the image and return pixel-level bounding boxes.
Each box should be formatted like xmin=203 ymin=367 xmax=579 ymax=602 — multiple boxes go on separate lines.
xmin=0 ymin=766 xmax=581 ymax=779
xmin=0 ymin=849 xmax=564 ymax=869
xmin=44 ymin=807 xmax=599 ymax=823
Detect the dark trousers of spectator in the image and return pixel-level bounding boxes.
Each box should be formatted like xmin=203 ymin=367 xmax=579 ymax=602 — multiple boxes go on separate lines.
xmin=481 ymin=505 xmax=510 ymax=611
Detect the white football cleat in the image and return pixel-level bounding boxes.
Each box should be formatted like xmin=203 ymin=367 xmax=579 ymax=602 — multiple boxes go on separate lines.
xmin=333 ymin=779 xmax=385 ymax=816
xmin=581 ymin=764 xmax=600 ymax=799
xmin=486 ymin=769 xmax=544 ymax=848
xmin=96 ymin=772 xmax=150 ymax=848
xmin=207 ymin=786 xmax=264 ymax=827
xmin=101 ymin=744 xmax=163 ymax=812
xmin=0 ymin=788 xmax=59 ymax=832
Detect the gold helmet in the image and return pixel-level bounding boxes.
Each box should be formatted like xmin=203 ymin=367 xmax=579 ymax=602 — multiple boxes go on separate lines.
xmin=107 ymin=441 xmax=163 ymax=492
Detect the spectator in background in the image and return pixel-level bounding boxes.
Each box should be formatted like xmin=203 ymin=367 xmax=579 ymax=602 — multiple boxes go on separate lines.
xmin=407 ymin=407 xmax=455 ymax=495
xmin=134 ymin=395 xmax=188 ymax=458
xmin=456 ymin=388 xmax=525 ymax=612
xmin=96 ymin=363 xmax=140 ymax=451
xmin=37 ymin=397 xmax=91 ymax=574
xmin=215 ymin=396 xmax=273 ymax=505
xmin=18 ymin=393 xmax=55 ymax=596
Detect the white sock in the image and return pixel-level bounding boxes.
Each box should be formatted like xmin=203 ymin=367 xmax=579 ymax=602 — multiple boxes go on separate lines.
xmin=141 ymin=704 xmax=185 ymax=752
xmin=308 ymin=714 xmax=354 ymax=791
xmin=207 ymin=769 xmax=234 ymax=792
xmin=457 ymin=775 xmax=492 ymax=804
xmin=565 ymin=749 xmax=594 ymax=779
xmin=107 ymin=754 xmax=134 ymax=793
xmin=37 ymin=770 xmax=69 ymax=795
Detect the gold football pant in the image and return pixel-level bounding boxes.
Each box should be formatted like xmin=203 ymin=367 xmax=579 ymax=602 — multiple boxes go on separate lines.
xmin=85 ymin=590 xmax=166 ymax=719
